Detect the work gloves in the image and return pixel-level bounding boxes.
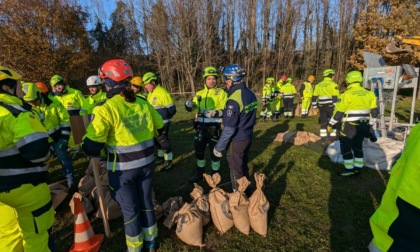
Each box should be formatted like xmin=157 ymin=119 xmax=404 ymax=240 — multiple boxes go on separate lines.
xmin=213 ymin=148 xmax=222 ymax=158
xmin=327 ymin=125 xmax=333 ymax=133
xmin=369 ymin=118 xmax=377 ymax=126
xmin=204 ymin=110 xmax=222 ymax=118
xmin=57 ymin=139 xmax=68 ymax=150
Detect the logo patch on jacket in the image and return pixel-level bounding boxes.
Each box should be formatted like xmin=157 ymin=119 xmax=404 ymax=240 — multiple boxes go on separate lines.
xmin=227 ymin=110 xmax=233 ymax=117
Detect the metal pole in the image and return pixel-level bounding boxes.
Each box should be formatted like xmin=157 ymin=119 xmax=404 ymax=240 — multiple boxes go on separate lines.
xmin=376 ymin=79 xmax=387 ymax=137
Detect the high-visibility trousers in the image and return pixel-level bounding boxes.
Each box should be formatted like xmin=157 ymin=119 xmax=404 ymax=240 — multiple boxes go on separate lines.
xmin=0 ymin=202 xmax=24 ymax=252
xmin=0 ymin=183 xmax=54 ymax=252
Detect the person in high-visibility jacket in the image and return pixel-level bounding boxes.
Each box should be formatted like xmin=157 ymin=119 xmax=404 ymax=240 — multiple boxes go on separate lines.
xmin=143 ymin=72 xmax=176 ymax=171
xmin=50 ymin=74 xmax=85 ymax=156
xmin=273 ymin=74 xmax=287 ymax=118
xmin=185 ymin=66 xmax=228 ymax=182
xmin=83 ymin=59 xmax=166 ymax=252
xmin=259 ymin=77 xmax=276 ymax=121
xmin=213 ymin=64 xmax=258 ymax=195
xmin=0 ymin=65 xmax=54 ymax=251
xmin=312 ymin=69 xmax=340 ymax=144
xmin=130 ymin=76 xmax=147 ymax=99
xmin=280 ymin=77 xmax=297 ymax=118
xmin=22 ymin=82 xmax=76 ymax=191
xmin=0 ymin=203 xmax=23 ymax=251
xmin=327 ymin=71 xmax=378 ymax=176
xmin=300 ymin=75 xmax=314 ymax=119
xmin=80 ymin=75 xmax=107 ymax=116
xmin=368 ymin=122 xmax=420 ymax=251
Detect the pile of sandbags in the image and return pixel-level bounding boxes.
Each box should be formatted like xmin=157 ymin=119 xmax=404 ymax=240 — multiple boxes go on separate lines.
xmin=163 ymin=173 xmax=269 ymax=248
xmin=275 ymin=131 xmax=320 ymax=145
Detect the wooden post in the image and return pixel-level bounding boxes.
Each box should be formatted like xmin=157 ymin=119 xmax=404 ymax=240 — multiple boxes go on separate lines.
xmin=82 ymin=114 xmax=110 ymax=237
xmin=90 ymin=157 xmax=111 ymax=238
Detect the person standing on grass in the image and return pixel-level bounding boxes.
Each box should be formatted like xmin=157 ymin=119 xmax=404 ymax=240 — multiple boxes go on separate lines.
xmin=274 ymin=74 xmax=287 ymax=118
xmin=259 ymin=77 xmax=276 ymax=122
xmin=327 ymin=71 xmax=378 ymax=176
xmin=22 ymin=82 xmax=76 ymax=192
xmin=143 ymin=72 xmax=176 ymax=171
xmin=280 ymin=77 xmax=297 ymax=118
xmin=83 ymin=59 xmax=167 ymax=252
xmin=185 ymin=66 xmax=228 ymax=183
xmin=300 ymin=75 xmax=315 ymax=119
xmin=80 ymin=75 xmax=107 ymax=116
xmin=368 ymin=122 xmax=420 ymax=251
xmin=213 ymin=64 xmax=257 ymax=196
xmin=312 ymin=69 xmax=340 ymax=146
xmin=0 ymin=65 xmax=55 ymax=251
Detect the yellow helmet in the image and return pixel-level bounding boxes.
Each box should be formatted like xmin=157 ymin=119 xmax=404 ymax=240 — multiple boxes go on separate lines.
xmin=308 ymin=75 xmax=315 ymax=81
xmin=130 ymin=76 xmax=144 ymax=87
xmin=22 ymin=82 xmax=41 ymax=102
xmin=266 ymin=77 xmax=275 ymax=83
xmin=0 ymin=66 xmax=22 ymax=82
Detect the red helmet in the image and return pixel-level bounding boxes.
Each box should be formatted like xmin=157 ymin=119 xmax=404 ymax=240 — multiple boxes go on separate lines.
xmin=98 ymin=59 xmax=133 ymax=82
xmin=281 ymin=74 xmax=287 ymax=81
xmin=35 ymin=81 xmax=49 ymax=93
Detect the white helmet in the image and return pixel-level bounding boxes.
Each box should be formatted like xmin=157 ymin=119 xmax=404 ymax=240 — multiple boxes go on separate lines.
xmin=86 ymin=75 xmax=102 ymax=86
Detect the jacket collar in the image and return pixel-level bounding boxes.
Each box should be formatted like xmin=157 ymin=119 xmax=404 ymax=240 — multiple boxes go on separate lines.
xmin=228 ymin=82 xmax=246 ymax=95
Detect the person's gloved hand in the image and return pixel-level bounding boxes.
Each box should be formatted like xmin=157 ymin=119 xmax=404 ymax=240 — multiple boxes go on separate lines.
xmin=327 ymin=125 xmax=333 ymax=133
xmin=185 ymin=99 xmax=195 ymax=112
xmin=369 ymin=118 xmax=377 ymax=125
xmin=213 ymin=148 xmax=222 ymax=158
xmin=57 ymin=139 xmax=68 ymax=150
xmin=205 ymin=110 xmax=218 ymax=118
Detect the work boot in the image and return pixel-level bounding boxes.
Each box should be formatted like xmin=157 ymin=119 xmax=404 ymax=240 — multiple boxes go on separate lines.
xmin=161 ymin=160 xmax=172 ymax=171
xmin=259 ymin=115 xmax=266 ymax=122
xmin=340 ymin=169 xmax=360 ymax=177
xmin=189 ymin=168 xmax=204 ymax=183
xmin=142 ymin=241 xmax=156 ymax=252
xmin=272 ymin=115 xmax=279 ymax=122
xmin=154 ymin=156 xmax=164 ymax=165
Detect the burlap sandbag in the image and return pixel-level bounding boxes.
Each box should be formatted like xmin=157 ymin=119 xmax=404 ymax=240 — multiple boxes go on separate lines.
xmin=162 ymin=197 xmax=184 ymax=217
xmin=204 ymin=173 xmax=233 ymax=234
xmin=190 ymin=183 xmax=211 ymax=226
xmin=153 ymin=199 xmax=164 ymax=220
xmin=91 ymin=186 xmax=122 ymax=220
xmin=78 ymin=174 xmax=96 ymax=197
xmin=163 ymin=199 xmax=185 ymax=228
xmin=248 ymin=173 xmax=270 ymax=237
xmin=69 ymin=192 xmax=94 ymax=215
xmin=229 ymin=176 xmax=251 ymax=235
xmin=174 ymin=202 xmax=204 ymax=247
xmin=49 ymin=182 xmax=68 ymax=209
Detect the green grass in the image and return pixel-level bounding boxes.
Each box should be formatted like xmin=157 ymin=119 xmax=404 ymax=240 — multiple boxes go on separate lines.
xmin=49 ymin=98 xmax=419 ymax=252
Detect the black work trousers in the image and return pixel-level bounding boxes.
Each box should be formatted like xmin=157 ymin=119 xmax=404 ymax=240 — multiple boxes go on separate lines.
xmin=226 ymin=138 xmax=252 ymax=191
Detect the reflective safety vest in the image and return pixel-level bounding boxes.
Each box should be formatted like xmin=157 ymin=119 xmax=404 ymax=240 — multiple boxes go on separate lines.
xmin=193 ymin=84 xmax=228 ymax=123
xmin=147 ymin=84 xmax=176 ymax=124
xmin=85 ymin=95 xmax=164 ymax=171
xmin=280 ymin=83 xmax=297 ymax=99
xmin=0 ymin=93 xmax=51 ymax=192
xmin=53 ymin=86 xmax=85 ymax=116
xmin=261 ymin=83 xmax=275 ymax=102
xmin=33 ymin=94 xmax=71 ymax=142
xmin=312 ymin=77 xmax=339 ymax=106
xmin=329 ymin=83 xmax=377 ymax=125
xmin=302 ymin=81 xmax=313 ymax=99
xmin=80 ymin=90 xmax=107 ymax=116
xmin=369 ymin=123 xmax=420 ymax=252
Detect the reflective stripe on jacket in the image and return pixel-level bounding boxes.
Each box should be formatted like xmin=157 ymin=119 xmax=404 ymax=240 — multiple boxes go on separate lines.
xmin=147 ymin=84 xmax=176 ymax=124
xmin=84 ymin=95 xmax=164 ymax=171
xmin=0 ymin=94 xmax=51 ymax=192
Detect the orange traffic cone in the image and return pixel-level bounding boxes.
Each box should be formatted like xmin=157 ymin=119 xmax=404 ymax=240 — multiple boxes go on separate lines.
xmin=70 ymin=197 xmax=104 ymax=252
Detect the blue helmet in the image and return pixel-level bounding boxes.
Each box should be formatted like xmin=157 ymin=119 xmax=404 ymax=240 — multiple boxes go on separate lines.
xmin=222 ymin=64 xmax=246 ymax=82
